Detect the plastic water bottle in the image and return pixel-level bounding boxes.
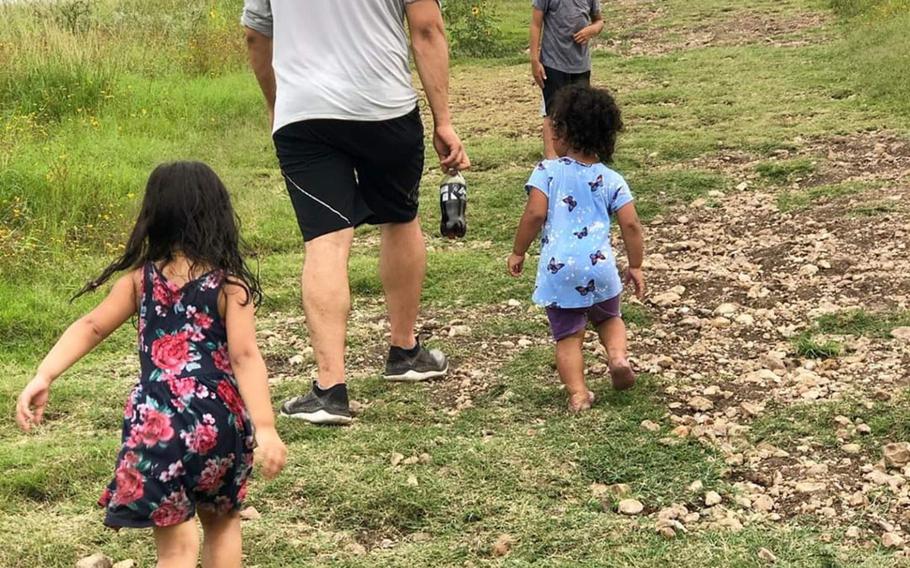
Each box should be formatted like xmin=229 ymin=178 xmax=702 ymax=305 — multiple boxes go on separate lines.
xmin=439 ymin=172 xmax=467 ymax=239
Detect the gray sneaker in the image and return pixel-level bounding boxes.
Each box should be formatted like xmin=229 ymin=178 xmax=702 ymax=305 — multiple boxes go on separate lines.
xmin=280 ymin=381 xmax=353 ymax=425
xmin=383 ymin=340 xmax=448 ymax=382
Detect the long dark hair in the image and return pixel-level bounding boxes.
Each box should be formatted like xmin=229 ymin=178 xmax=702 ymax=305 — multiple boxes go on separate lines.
xmin=550 ymin=84 xmax=624 ymax=163
xmin=74 ymin=161 xmax=262 ymax=306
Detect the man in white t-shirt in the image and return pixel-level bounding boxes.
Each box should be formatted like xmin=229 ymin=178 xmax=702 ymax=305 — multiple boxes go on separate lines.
xmin=243 ymin=0 xmax=470 ymax=425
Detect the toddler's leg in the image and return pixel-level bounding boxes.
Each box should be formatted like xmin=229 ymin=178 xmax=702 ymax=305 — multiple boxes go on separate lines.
xmin=596 ymin=317 xmax=636 ymax=390
xmin=555 ymin=329 xmax=594 ymax=412
xmin=153 ymin=519 xmax=199 ymax=568
xmin=199 ymin=509 xmax=242 ymax=568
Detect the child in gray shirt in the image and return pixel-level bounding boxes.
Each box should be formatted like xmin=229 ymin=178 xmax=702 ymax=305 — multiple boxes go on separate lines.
xmin=530 ymin=0 xmax=604 ymax=158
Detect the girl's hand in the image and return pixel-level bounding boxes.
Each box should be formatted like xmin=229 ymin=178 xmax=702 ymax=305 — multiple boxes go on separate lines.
xmin=16 ymin=375 xmax=52 ymax=432
xmin=624 ymin=267 xmax=646 ymax=299
xmin=254 ymin=427 xmax=287 ymax=479
xmin=508 ymin=253 xmax=525 ymax=277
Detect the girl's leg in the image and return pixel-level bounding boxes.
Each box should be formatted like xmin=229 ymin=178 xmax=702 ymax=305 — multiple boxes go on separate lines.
xmin=198 ymin=509 xmax=242 ymax=568
xmin=153 ymin=520 xmax=199 ymax=568
xmin=596 ymin=317 xmax=635 ymax=390
xmin=555 ymin=329 xmax=594 ymax=412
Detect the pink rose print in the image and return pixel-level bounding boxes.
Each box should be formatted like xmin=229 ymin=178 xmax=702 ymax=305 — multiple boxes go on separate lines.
xmin=151 ymin=331 xmax=192 ymax=374
xmin=128 ymin=407 xmax=175 ymax=448
xmin=212 ymin=344 xmax=232 ymax=374
xmin=111 ymin=452 xmax=144 ymax=506
xmin=152 ymin=274 xmax=183 ymax=313
xmin=159 ymin=461 xmax=185 ymax=482
xmin=151 ymin=489 xmax=192 ymax=527
xmin=182 ymin=415 xmax=219 ymax=455
xmin=196 ymin=455 xmax=233 ymax=494
xmin=237 ymin=481 xmax=248 ymax=503
xmin=194 ymin=311 xmax=214 ymax=330
xmin=201 ymin=272 xmax=222 ymax=291
xmin=216 ymin=380 xmax=245 ymax=425
xmin=99 ymin=486 xmax=113 ymax=507
xmin=168 ymin=377 xmax=196 ymax=399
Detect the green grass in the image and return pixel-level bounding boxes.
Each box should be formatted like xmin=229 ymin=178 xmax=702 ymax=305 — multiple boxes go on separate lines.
xmin=3 ymin=0 xmax=910 ymax=565
xmin=777 ymin=181 xmax=878 ymax=211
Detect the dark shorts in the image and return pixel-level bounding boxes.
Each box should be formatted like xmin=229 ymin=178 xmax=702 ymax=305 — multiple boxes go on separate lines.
xmin=273 ymin=106 xmax=425 ymax=242
xmin=546 ymin=294 xmax=622 ymax=341
xmin=542 ymin=66 xmax=591 ymax=116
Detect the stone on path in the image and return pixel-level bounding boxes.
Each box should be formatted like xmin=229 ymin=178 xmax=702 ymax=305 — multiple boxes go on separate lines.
xmin=795 ymin=481 xmax=826 ymax=494
xmin=76 ymin=554 xmax=112 ymax=568
xmin=714 ymin=303 xmax=738 ymax=316
xmin=448 ymin=325 xmax=471 ymax=337
xmin=882 ymin=532 xmax=905 ymax=548
xmin=641 ymin=420 xmax=661 ymax=432
xmin=883 ymin=442 xmax=910 ymax=468
xmin=758 ymin=548 xmax=778 ymax=563
xmin=704 ymin=491 xmax=722 ymax=506
xmin=688 ymin=396 xmax=714 ymax=412
xmin=239 ymin=507 xmax=261 ymax=521
xmin=841 ymin=443 xmax=862 ymax=455
xmin=390 ymin=452 xmax=405 ymax=466
xmin=752 ymin=495 xmax=775 ymax=512
xmin=688 ymin=480 xmax=704 ymax=493
xmin=652 ymin=292 xmax=681 ymax=306
xmin=890 ymin=327 xmax=910 ymax=341
xmin=618 ymin=499 xmax=644 ymax=515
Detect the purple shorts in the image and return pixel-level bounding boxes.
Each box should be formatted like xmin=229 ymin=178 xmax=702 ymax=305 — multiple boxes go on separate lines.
xmin=546 ymin=294 xmax=622 ymax=341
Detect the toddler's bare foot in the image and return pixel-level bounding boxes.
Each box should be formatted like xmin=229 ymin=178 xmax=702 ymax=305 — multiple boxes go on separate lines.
xmin=568 ymin=390 xmax=595 ymax=413
xmin=609 ymin=359 xmax=636 ymax=391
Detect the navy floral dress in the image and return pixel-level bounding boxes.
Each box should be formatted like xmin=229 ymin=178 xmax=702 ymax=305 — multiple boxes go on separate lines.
xmin=99 ymin=262 xmax=255 ymax=528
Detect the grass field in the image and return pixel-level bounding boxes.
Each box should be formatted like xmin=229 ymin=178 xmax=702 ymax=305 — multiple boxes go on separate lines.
xmin=2 ymin=0 xmax=910 ymax=566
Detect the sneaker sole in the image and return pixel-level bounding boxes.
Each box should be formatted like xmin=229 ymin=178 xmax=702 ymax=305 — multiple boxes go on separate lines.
xmin=383 ymin=364 xmax=449 ymax=382
xmin=280 ymin=409 xmax=353 ymax=425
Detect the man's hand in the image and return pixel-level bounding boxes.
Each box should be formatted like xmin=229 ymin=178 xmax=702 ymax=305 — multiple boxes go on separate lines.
xmin=254 ymin=427 xmax=287 ymax=480
xmin=624 ymin=267 xmax=646 ymax=299
xmin=532 ymin=59 xmax=547 ymax=89
xmin=573 ymin=25 xmax=599 ymax=44
xmin=434 ymin=124 xmax=470 ymax=173
xmin=16 ymin=375 xmax=51 ymax=432
xmin=508 ymin=253 xmax=526 ymax=277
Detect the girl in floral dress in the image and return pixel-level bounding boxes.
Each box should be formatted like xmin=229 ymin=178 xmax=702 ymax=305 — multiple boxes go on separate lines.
xmin=16 ymin=162 xmax=287 ymax=568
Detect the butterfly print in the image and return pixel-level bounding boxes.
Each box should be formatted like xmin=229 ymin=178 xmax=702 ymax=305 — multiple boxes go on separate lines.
xmin=589 ymin=174 xmax=604 ymax=192
xmin=574 ymin=227 xmax=589 ymax=239
xmin=541 ymin=235 xmax=550 ymax=246
xmin=558 ymin=157 xmax=573 ymax=165
xmin=590 ymin=250 xmax=606 ymax=265
xmin=547 ymin=257 xmax=565 ymax=274
xmin=576 ymin=280 xmax=596 ymax=296
xmin=536 ymin=162 xmax=546 ymax=171
xmin=563 ymin=196 xmax=577 ymax=212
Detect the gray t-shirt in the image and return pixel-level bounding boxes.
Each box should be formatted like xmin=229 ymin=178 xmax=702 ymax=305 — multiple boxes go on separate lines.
xmin=533 ymin=0 xmax=601 ymax=74
xmin=242 ymin=0 xmax=430 ymax=132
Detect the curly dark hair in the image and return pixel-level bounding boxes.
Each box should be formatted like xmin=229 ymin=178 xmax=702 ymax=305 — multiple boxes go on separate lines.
xmin=550 ymin=84 xmax=624 ymax=163
xmin=74 ymin=161 xmax=262 ymax=306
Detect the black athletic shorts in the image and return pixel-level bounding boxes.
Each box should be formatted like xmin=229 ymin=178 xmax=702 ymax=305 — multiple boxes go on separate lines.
xmin=541 ymin=65 xmax=591 ymax=116
xmin=273 ymin=106 xmax=425 ymax=242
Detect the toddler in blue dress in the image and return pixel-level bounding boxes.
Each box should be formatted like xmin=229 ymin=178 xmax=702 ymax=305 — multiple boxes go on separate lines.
xmin=508 ymin=85 xmax=645 ymax=412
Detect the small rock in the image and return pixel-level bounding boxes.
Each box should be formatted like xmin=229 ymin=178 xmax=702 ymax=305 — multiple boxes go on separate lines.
xmin=517 ymin=338 xmax=533 ymax=348
xmin=741 ymin=402 xmax=763 ymax=417
xmin=845 ymin=527 xmax=861 ymax=539
xmin=890 ymin=327 xmax=910 ymax=341
xmin=657 ymin=355 xmax=675 ymax=369
xmin=842 ymin=443 xmax=862 ymax=455
xmin=641 ymin=420 xmax=661 ymax=432
xmin=758 ymin=548 xmax=778 ymax=564
xmin=492 ymin=534 xmax=515 ymax=557
xmin=714 ymin=303 xmax=738 ymax=316
xmin=349 ymin=400 xmax=365 ymax=415
xmin=883 ymin=443 xmax=910 ymax=468
xmin=448 ymin=325 xmax=471 ymax=337
xmin=402 ymin=456 xmax=420 ymax=466
xmin=112 ymin=562 xmax=137 ymax=568
xmin=652 ymin=292 xmax=681 ymax=306
xmin=658 ymin=527 xmax=677 ymax=539
xmin=798 ymin=264 xmax=819 ymax=277
xmin=406 ymin=475 xmax=418 ymax=487
xmin=390 ymin=452 xmax=405 ymax=466
xmin=671 ymin=425 xmax=690 ymax=438
xmin=688 ymin=396 xmax=715 ymax=412
xmin=346 ymin=542 xmax=367 ymax=556
xmin=857 ymin=424 xmax=872 ymax=435
xmin=759 ymin=353 xmax=787 ymax=371
xmin=419 ymin=452 xmax=433 ymax=465
xmin=735 ymin=313 xmax=755 ymax=326
xmin=705 ymin=491 xmax=722 ymax=506
xmin=882 ymin=532 xmax=905 ymax=548
xmin=411 ymin=532 xmax=432 ymax=543
xmin=288 ymin=354 xmax=304 ymax=366
xmin=712 ymin=317 xmax=732 ymax=328
xmin=736 ymin=181 xmax=749 ymax=191
xmin=507 ymin=299 xmax=522 ymax=307
xmin=795 ymin=482 xmax=826 ymax=494
xmin=380 ymin=538 xmax=394 ymax=549
xmin=618 ymin=499 xmax=644 ymax=515
xmin=76 ymin=554 xmax=113 ymax=568
xmin=590 ymin=483 xmax=609 ymax=498
xmin=752 ymin=495 xmax=774 ymax=512
xmin=239 ymin=506 xmax=261 ymax=521
xmin=688 ymin=480 xmax=704 ymax=493
xmin=607 ymin=483 xmax=632 ymax=497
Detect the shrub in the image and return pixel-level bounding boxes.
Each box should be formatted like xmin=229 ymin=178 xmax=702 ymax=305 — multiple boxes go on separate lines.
xmin=442 ymin=0 xmax=505 ymax=58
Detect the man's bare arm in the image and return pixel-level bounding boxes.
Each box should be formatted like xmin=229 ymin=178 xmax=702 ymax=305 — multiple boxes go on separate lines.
xmin=406 ymin=0 xmax=470 ymax=172
xmin=244 ymin=27 xmax=276 ymax=127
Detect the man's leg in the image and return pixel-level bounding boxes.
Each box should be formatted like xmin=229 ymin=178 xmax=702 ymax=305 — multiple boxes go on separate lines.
xmin=380 ymin=218 xmax=426 ymax=350
xmin=303 ymin=228 xmax=354 ymax=387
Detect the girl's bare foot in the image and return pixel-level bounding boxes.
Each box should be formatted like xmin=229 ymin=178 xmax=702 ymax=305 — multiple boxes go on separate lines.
xmin=609 ymin=359 xmax=636 ymax=391
xmin=568 ymin=390 xmax=595 ymax=413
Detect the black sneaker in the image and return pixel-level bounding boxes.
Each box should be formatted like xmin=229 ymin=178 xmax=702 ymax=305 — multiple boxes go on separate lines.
xmin=280 ymin=381 xmax=353 ymax=425
xmin=383 ymin=340 xmax=448 ymax=382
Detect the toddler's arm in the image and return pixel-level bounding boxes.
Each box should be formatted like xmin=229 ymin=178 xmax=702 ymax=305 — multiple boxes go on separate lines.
xmin=508 ymin=188 xmax=549 ymax=276
xmin=16 ymin=272 xmax=139 ymax=431
xmin=616 ymin=203 xmax=645 ymax=298
xmin=224 ymin=283 xmax=287 ymax=479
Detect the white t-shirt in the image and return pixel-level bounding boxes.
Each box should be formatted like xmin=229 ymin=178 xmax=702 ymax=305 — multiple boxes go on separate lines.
xmin=242 ymin=0 xmax=431 ymax=133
